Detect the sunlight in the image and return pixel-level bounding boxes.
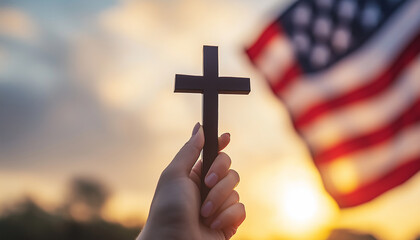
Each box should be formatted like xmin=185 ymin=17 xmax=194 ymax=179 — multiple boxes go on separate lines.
xmin=242 ymin=161 xmax=339 ymax=239
xmin=271 ymin=169 xmax=338 ymax=239
xmin=281 ymin=182 xmax=319 ymax=225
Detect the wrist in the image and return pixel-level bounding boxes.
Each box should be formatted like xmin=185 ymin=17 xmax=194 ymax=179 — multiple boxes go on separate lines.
xmin=138 ymin=218 xmax=192 ymax=240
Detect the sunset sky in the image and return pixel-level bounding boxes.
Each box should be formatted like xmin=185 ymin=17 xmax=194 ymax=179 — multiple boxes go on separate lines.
xmin=1 ymin=0 xmax=420 ymax=239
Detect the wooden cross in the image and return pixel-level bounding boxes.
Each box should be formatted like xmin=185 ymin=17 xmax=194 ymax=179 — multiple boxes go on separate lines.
xmin=175 ymin=45 xmax=250 ymax=202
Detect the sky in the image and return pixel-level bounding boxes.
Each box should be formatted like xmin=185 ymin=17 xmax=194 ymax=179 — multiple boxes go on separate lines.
xmin=1 ymin=0 xmax=420 ymax=239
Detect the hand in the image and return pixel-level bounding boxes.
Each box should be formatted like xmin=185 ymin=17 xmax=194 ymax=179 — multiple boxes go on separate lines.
xmin=137 ymin=123 xmax=245 ymax=240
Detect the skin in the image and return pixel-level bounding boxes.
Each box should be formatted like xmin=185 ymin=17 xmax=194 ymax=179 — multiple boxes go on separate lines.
xmin=137 ymin=123 xmax=246 ymax=240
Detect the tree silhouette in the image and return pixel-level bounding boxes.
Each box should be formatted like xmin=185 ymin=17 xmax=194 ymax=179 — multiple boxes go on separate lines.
xmin=0 ymin=178 xmax=139 ymax=240
xmin=63 ymin=177 xmax=109 ymax=221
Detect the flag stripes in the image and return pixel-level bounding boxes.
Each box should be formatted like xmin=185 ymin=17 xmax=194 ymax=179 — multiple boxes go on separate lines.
xmin=246 ymin=0 xmax=420 ymax=207
xmin=319 ymin=123 xmax=420 ymax=189
xmin=281 ymin=1 xmax=420 ymax=117
xmin=330 ymin=158 xmax=420 ymax=208
xmin=316 ymin=96 xmax=420 ymax=164
xmin=246 ymin=22 xmax=284 ymax=62
xmin=303 ymin=56 xmax=420 ymax=153
xmin=294 ymin=30 xmax=420 ymax=128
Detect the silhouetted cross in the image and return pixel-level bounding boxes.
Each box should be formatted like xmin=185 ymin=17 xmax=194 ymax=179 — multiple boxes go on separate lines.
xmin=175 ymin=45 xmax=250 ymax=202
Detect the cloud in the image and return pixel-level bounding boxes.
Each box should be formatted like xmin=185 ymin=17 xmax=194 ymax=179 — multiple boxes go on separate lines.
xmin=0 ymin=0 xmax=316 ymax=235
xmin=0 ymin=0 xmax=154 ymax=173
xmin=0 ymin=7 xmax=37 ymax=41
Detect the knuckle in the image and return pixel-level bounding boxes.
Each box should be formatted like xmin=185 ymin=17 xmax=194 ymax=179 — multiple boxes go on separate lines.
xmin=239 ymin=203 xmax=246 ymax=224
xmin=229 ymin=169 xmax=240 ymax=184
xmin=237 ymin=203 xmax=246 ymax=223
xmin=158 ymin=167 xmax=173 ymax=187
xmin=238 ymin=202 xmax=245 ymax=212
xmin=218 ymin=152 xmax=231 ymax=169
xmin=225 ymin=154 xmax=232 ymax=168
xmin=160 ymin=167 xmax=172 ymax=180
xmin=232 ymin=190 xmax=240 ymax=202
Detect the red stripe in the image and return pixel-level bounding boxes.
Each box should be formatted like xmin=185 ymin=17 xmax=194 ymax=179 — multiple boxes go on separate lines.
xmin=245 ymin=22 xmax=282 ymax=62
xmin=271 ymin=63 xmax=302 ymax=93
xmin=330 ymin=157 xmax=420 ymax=208
xmin=314 ymin=97 xmax=420 ymax=164
xmin=294 ymin=29 xmax=420 ymax=128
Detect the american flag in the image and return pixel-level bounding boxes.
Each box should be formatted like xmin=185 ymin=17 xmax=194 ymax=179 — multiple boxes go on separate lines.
xmin=246 ymin=0 xmax=420 ymax=208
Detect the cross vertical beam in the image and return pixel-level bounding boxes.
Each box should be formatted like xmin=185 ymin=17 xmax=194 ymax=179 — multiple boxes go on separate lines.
xmin=175 ymin=46 xmax=250 ymax=203
xmin=202 ymin=47 xmax=219 ymax=202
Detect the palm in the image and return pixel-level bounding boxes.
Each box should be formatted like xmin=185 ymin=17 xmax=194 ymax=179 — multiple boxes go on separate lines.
xmin=138 ymin=128 xmax=244 ymax=240
xmin=160 ymin=178 xmax=225 ymax=240
xmin=192 ymin=185 xmax=227 ymax=239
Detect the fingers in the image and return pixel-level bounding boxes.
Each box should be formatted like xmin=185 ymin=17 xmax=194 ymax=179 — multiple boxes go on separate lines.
xmin=204 ymin=152 xmax=231 ymax=188
xmin=207 ymin=192 xmax=245 ymax=239
xmin=212 ymin=203 xmax=246 ymax=229
xmin=213 ymin=203 xmax=245 ymax=237
xmin=203 ymin=190 xmax=239 ymax=226
xmin=201 ymin=169 xmax=240 ymax=218
xmin=208 ymin=202 xmax=245 ymax=231
xmin=189 ymin=159 xmax=202 ymax=187
xmin=218 ymin=133 xmax=230 ymax=151
xmin=189 ymin=133 xmax=231 ymax=186
xmin=217 ymin=190 xmax=240 ymax=215
xmin=166 ymin=123 xmax=204 ymax=177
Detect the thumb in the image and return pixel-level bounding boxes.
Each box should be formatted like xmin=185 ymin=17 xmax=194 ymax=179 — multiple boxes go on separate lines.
xmin=167 ymin=123 xmax=204 ymax=177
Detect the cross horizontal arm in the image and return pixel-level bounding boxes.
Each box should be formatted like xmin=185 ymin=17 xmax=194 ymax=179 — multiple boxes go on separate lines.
xmin=218 ymin=77 xmax=251 ymax=94
xmin=174 ymin=74 xmax=204 ymax=93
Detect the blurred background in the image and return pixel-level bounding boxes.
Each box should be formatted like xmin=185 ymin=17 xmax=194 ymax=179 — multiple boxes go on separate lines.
xmin=1 ymin=0 xmax=420 ymax=239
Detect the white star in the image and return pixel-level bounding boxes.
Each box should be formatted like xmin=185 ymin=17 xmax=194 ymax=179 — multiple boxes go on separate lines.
xmin=361 ymin=2 xmax=382 ymax=29
xmin=338 ymin=0 xmax=358 ymax=21
xmin=314 ymin=16 xmax=333 ymax=40
xmin=332 ymin=27 xmax=351 ymax=52
xmin=293 ymin=4 xmax=312 ymax=27
xmin=311 ymin=44 xmax=331 ymax=67
xmin=293 ymin=32 xmax=311 ymax=54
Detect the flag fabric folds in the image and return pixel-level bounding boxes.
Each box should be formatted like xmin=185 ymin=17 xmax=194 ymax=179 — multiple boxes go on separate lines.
xmin=246 ymin=0 xmax=420 ymax=208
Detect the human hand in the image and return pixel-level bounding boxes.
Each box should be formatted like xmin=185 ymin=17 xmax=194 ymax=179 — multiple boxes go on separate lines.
xmin=137 ymin=123 xmax=245 ymax=240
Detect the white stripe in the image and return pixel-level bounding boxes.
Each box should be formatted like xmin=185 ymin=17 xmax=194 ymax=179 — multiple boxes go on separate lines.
xmin=280 ymin=0 xmax=420 ymax=117
xmin=255 ymin=34 xmax=294 ymax=85
xmin=318 ymin=123 xmax=420 ymax=195
xmin=301 ymin=55 xmax=420 ymax=152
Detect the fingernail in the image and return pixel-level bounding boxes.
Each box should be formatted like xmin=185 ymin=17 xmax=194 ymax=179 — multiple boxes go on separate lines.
xmin=210 ymin=219 xmax=221 ymax=229
xmin=192 ymin=122 xmax=200 ymax=136
xmin=205 ymin=173 xmax=218 ymax=188
xmin=201 ymin=201 xmax=213 ymax=217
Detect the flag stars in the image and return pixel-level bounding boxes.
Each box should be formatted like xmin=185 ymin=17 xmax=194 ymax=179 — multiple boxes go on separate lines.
xmin=310 ymin=44 xmax=331 ymax=67
xmin=280 ymin=0 xmax=405 ymax=72
xmin=293 ymin=32 xmax=311 ymax=54
xmin=338 ymin=0 xmax=358 ymax=22
xmin=292 ymin=3 xmax=312 ymax=27
xmin=313 ymin=16 xmax=332 ymax=40
xmin=361 ymin=2 xmax=382 ymax=29
xmin=332 ymin=27 xmax=352 ymax=52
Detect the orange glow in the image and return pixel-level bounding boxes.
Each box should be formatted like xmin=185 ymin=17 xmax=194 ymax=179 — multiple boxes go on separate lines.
xmin=280 ymin=181 xmax=319 ymax=226
xmin=236 ymin=160 xmax=339 ymax=240
xmin=323 ymin=157 xmax=359 ymax=195
xmin=101 ymin=191 xmax=149 ymax=227
xmin=2 ymin=1 xmax=420 ymax=240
